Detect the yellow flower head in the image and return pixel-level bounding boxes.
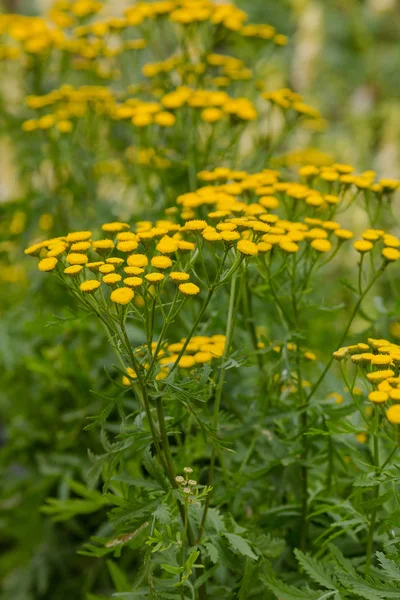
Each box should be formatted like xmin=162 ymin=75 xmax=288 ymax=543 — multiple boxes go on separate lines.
xmin=102 ymin=222 xmax=130 ymax=233
xmin=117 ymin=240 xmax=139 ymax=253
xmin=64 ymin=265 xmax=83 ymax=276
xmin=354 ymin=240 xmax=373 ymax=253
xmin=386 ymin=404 xmax=400 ymax=424
xmin=151 ymin=255 xmax=173 ymax=269
xmin=311 ymin=239 xmax=332 ymax=253
xmin=66 ymin=231 xmax=92 ymax=242
xmin=38 ymin=257 xmax=58 ymax=271
xmin=170 ymin=271 xmax=190 ymax=282
xmin=179 ymin=282 xmax=200 ymax=295
xmin=124 ymin=276 xmax=143 ymax=288
xmin=145 ymin=273 xmax=165 ymax=283
xmin=237 ymin=239 xmax=258 ymax=256
xmin=127 ymin=254 xmax=149 ymax=267
xmin=382 ymin=248 xmax=400 ymax=262
xmin=103 ymin=273 xmax=122 ymax=286
xmin=80 ymin=280 xmax=101 ymax=293
xmin=368 ymin=391 xmax=388 ymax=404
xmin=66 ymin=253 xmax=89 ymax=265
xmin=110 ymin=287 xmax=134 ymax=305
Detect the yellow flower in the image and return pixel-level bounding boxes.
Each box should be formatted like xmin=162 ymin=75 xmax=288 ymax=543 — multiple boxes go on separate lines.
xmin=170 ymin=271 xmax=190 ymax=282
xmin=382 ymin=248 xmax=400 ymax=262
xmin=70 ymin=241 xmax=91 ymax=252
xmin=386 ymin=404 xmax=400 ymax=424
xmin=178 ymin=355 xmax=196 ymax=369
xmin=304 ymin=351 xmax=316 ymax=361
xmin=66 ymin=231 xmax=92 ymax=242
xmin=124 ymin=276 xmax=143 ymax=287
xmin=154 ymin=111 xmax=176 ymax=127
xmin=156 ymin=236 xmax=179 ymax=253
xmin=177 ymin=241 xmax=195 ymax=251
xmin=87 ymin=261 xmax=104 ymax=272
xmin=335 ymin=229 xmax=353 ymax=240
xmin=151 ymin=255 xmax=173 ymax=269
xmin=280 ymin=241 xmax=299 ymax=253
xmin=179 ymin=282 xmax=200 ymax=295
xmin=64 ymin=265 xmax=83 ymax=276
xmin=102 ymin=222 xmax=130 ymax=233
xmin=367 ymin=369 xmax=395 ymax=383
xmin=237 ymin=239 xmax=258 ymax=256
xmin=310 ymin=239 xmax=331 ymax=253
xmin=57 ymin=120 xmax=73 ymax=133
xmin=110 ymin=287 xmax=134 ymax=305
xmin=183 ymin=220 xmax=208 ymax=231
xmin=368 ymin=391 xmax=388 ymax=404
xmin=80 ymin=280 xmax=101 ymax=293
xmin=221 ymin=231 xmax=240 ymax=242
xmin=356 ymin=432 xmax=367 ymax=444
xmin=127 ymin=254 xmax=149 ymax=267
xmin=92 ymin=239 xmax=114 ymax=253
xmin=371 ymin=355 xmax=393 ymax=366
xmin=201 ymin=108 xmax=223 ymax=123
xmin=66 ymin=253 xmax=89 ymax=265
xmin=389 ymin=389 xmax=400 ymax=402
xmin=145 ymin=273 xmax=165 ymax=283
xmin=103 ymin=274 xmax=122 ymax=286
xmin=124 ymin=266 xmax=144 ymax=275
xmin=353 ymin=240 xmax=373 ymax=253
xmin=99 ymin=264 xmax=115 ymax=274
xmin=38 ymin=257 xmax=58 ymax=271
xmin=132 ymin=113 xmax=152 ymax=127
xmin=117 ymin=240 xmax=139 ymax=252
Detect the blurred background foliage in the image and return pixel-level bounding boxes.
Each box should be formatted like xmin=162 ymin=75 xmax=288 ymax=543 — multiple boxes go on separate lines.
xmin=1 ymin=0 xmax=400 ymax=598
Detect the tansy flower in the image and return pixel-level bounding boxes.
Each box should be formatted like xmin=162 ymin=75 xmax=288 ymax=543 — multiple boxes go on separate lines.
xmin=183 ymin=220 xmax=208 ymax=231
xmin=335 ymin=229 xmax=353 ymax=240
xmin=178 ymin=355 xmax=196 ymax=368
xmin=80 ymin=280 xmax=101 ymax=293
xmin=38 ymin=257 xmax=58 ymax=271
xmin=145 ymin=273 xmax=165 ymax=283
xmin=70 ymin=241 xmax=91 ymax=252
xmin=177 ymin=241 xmax=195 ymax=251
xmin=103 ymin=274 xmax=122 ymax=285
xmin=382 ymin=248 xmax=400 ymax=262
xmin=386 ymin=405 xmax=400 ymax=424
xmin=311 ymin=239 xmax=332 ymax=252
xmin=154 ymin=111 xmax=176 ymax=127
xmin=92 ymin=239 xmax=114 ymax=253
xmin=179 ymin=282 xmax=200 ymax=295
xmin=25 ymin=242 xmax=45 ymax=256
xmin=64 ymin=265 xmax=83 ymax=276
xmin=110 ymin=287 xmax=134 ymax=305
xmin=122 ymin=367 xmax=137 ymax=386
xmin=102 ymin=222 xmax=130 ymax=233
xmin=87 ymin=261 xmax=104 ymax=272
xmin=151 ymin=255 xmax=172 ymax=269
xmin=354 ymin=240 xmax=373 ymax=253
xmin=106 ymin=258 xmax=124 ymax=265
xmin=99 ymin=264 xmax=115 ymax=274
xmin=367 ymin=369 xmax=395 ymax=383
xmin=47 ymin=244 xmax=67 ymax=257
xmin=221 ymin=231 xmax=240 ymax=242
xmin=157 ymin=236 xmax=179 ymax=254
xmin=170 ymin=271 xmax=190 ymax=282
xmin=66 ymin=253 xmax=89 ymax=265
xmin=371 ymin=355 xmax=393 ymax=366
xmin=124 ymin=266 xmax=144 ymax=275
xmin=124 ymin=276 xmax=143 ymax=287
xmin=368 ymin=391 xmax=388 ymax=404
xmin=117 ymin=240 xmax=139 ymax=252
xmin=389 ymin=389 xmax=400 ymax=402
xmin=201 ymin=107 xmax=223 ymax=123
xmin=66 ymin=231 xmax=92 ymax=242
xmin=280 ymin=241 xmax=299 ymax=253
xmin=127 ymin=254 xmax=148 ymax=267
xmin=237 ymin=239 xmax=258 ymax=256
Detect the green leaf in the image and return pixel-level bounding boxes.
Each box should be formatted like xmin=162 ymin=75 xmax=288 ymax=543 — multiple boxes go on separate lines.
xmin=223 ymin=533 xmax=258 ymax=561
xmin=206 ymin=508 xmax=224 ymax=533
xmin=106 ymin=560 xmax=131 ymax=593
xmin=294 ymin=549 xmax=337 ymax=591
xmin=160 ymin=563 xmax=183 ymax=575
xmin=376 ymin=552 xmax=400 ymax=582
xmin=202 ymin=542 xmax=219 ymax=565
xmin=261 ymin=573 xmax=321 ymax=600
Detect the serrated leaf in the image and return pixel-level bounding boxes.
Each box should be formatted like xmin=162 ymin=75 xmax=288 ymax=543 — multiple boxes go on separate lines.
xmin=106 ymin=560 xmax=130 ymax=593
xmin=224 ymin=533 xmax=258 ymax=561
xmin=376 ymin=552 xmax=400 ymax=582
xmin=202 ymin=542 xmax=219 ymax=564
xmin=294 ymin=549 xmax=336 ymax=591
xmin=261 ymin=573 xmax=321 ymax=600
xmin=206 ymin=508 xmax=224 ymax=533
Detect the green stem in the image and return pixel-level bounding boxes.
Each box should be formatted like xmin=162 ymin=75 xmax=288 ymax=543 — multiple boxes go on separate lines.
xmin=365 ymin=406 xmax=380 ymax=575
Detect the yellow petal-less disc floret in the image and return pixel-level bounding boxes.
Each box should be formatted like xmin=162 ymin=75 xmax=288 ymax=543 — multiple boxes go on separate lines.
xmin=103 ymin=274 xmax=122 ymax=285
xmin=382 ymin=247 xmax=400 ymax=262
xmin=38 ymin=257 xmax=58 ymax=271
xmin=368 ymin=391 xmax=388 ymax=404
xmin=124 ymin=276 xmax=143 ymax=288
xmin=64 ymin=265 xmax=83 ymax=276
xmin=145 ymin=273 xmax=165 ymax=283
xmin=110 ymin=287 xmax=134 ymax=305
xmin=354 ymin=240 xmax=373 ymax=253
xmin=179 ymin=282 xmax=200 ymax=295
xmin=66 ymin=231 xmax=92 ymax=242
xmin=386 ymin=404 xmax=400 ymax=424
xmin=117 ymin=240 xmax=139 ymax=252
xmin=127 ymin=254 xmax=149 ymax=267
xmin=367 ymin=369 xmax=395 ymax=383
xmin=170 ymin=271 xmax=190 ymax=282
xmin=151 ymin=255 xmax=173 ymax=269
xmin=237 ymin=239 xmax=258 ymax=256
xmin=102 ymin=222 xmax=130 ymax=233
xmin=80 ymin=280 xmax=101 ymax=293
xmin=66 ymin=253 xmax=89 ymax=265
